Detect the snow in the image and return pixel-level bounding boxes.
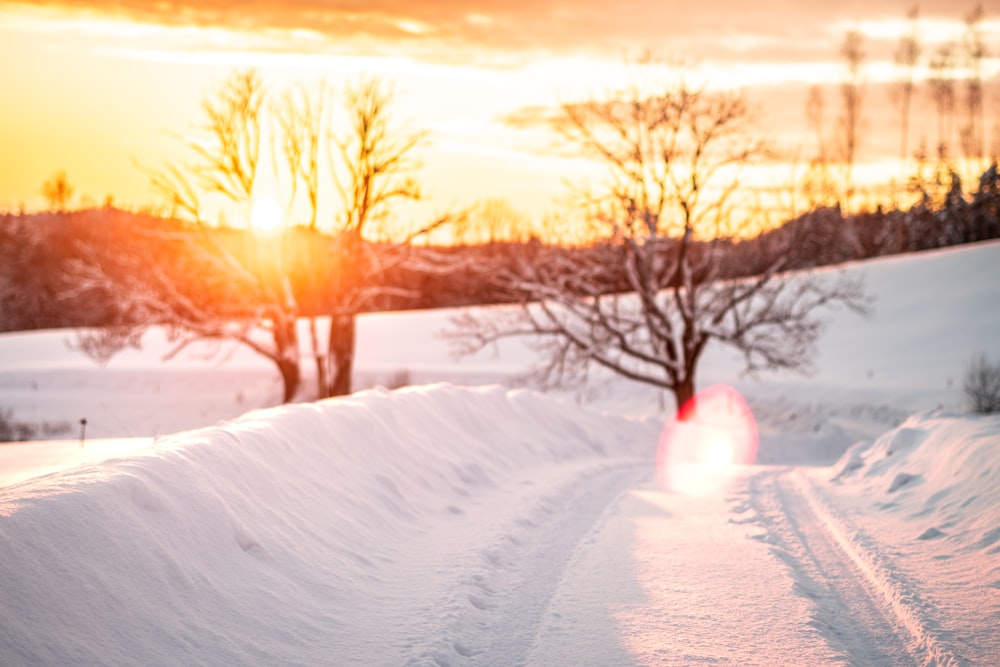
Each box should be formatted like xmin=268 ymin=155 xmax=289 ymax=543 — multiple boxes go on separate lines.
xmin=1 ymin=241 xmax=999 ymax=665
xmin=817 ymin=412 xmax=1000 ymax=664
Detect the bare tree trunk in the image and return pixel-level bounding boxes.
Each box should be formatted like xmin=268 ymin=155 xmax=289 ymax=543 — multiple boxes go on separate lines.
xmin=327 ymin=312 xmax=356 ymax=397
xmin=273 ymin=312 xmax=300 ymax=403
xmin=277 ymin=356 xmax=300 ymax=403
xmin=307 ymin=316 xmax=329 ymax=399
xmin=673 ymin=377 xmax=695 ymax=416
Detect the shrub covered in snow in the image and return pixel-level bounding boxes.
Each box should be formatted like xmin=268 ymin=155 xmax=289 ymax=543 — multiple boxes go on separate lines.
xmin=0 ymin=407 xmax=70 ymax=442
xmin=0 ymin=408 xmax=35 ymax=441
xmin=963 ymin=353 xmax=1000 ymax=415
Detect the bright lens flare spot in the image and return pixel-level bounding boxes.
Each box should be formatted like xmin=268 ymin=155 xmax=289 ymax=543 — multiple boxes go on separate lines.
xmin=703 ymin=434 xmax=735 ymax=466
xmin=250 ymin=198 xmax=283 ymax=234
xmin=657 ymin=385 xmax=758 ymax=496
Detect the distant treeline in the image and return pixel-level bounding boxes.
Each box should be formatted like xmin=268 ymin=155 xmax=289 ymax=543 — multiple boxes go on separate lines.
xmin=1 ymin=164 xmax=997 ymax=334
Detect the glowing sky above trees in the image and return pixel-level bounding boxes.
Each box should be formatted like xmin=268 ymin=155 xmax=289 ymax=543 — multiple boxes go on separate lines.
xmin=0 ymin=0 xmax=998 ymax=233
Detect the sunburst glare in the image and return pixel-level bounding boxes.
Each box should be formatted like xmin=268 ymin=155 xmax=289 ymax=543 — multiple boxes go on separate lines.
xmin=657 ymin=385 xmax=758 ymax=496
xmin=249 ymin=197 xmax=284 ymax=234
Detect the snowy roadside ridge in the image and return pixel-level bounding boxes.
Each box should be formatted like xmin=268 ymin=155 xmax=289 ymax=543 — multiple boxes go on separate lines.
xmin=0 ymin=383 xmax=662 ymax=666
xmin=793 ymin=471 xmax=966 ymax=667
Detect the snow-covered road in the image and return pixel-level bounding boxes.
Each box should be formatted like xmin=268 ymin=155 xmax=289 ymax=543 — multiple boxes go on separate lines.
xmin=340 ymin=457 xmax=980 ymax=666
xmin=749 ymin=471 xmax=917 ymax=665
xmin=453 ymin=463 xmax=982 ymax=667
xmin=460 ymin=465 xmax=976 ymax=667
xmin=525 ymin=466 xmax=841 ymax=667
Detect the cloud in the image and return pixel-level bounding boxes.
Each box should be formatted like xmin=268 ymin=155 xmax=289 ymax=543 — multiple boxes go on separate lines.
xmin=9 ymin=0 xmax=984 ymax=65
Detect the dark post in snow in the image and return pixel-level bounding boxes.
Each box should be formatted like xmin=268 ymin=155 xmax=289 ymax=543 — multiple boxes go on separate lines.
xmin=79 ymin=418 xmax=87 ymax=448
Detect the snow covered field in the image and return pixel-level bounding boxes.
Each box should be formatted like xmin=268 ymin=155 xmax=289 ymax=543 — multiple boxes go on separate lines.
xmin=1 ymin=242 xmax=999 ymax=665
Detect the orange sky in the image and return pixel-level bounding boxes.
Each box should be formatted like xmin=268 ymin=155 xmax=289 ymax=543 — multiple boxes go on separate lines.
xmin=1 ymin=1 xmax=998 ymax=234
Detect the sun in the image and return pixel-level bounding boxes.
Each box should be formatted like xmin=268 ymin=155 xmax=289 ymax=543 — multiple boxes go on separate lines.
xmin=249 ymin=198 xmax=284 ymax=234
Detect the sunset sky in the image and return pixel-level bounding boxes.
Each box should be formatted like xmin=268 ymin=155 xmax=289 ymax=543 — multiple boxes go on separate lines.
xmin=1 ymin=1 xmax=997 ymax=234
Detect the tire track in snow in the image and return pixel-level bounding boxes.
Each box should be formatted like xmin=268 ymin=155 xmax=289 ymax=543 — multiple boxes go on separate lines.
xmin=791 ymin=471 xmax=967 ymax=667
xmin=745 ymin=469 xmax=917 ymax=665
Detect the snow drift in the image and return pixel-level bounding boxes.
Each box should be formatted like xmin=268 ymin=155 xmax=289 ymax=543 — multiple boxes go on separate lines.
xmin=0 ymin=384 xmax=657 ymax=665
xmin=828 ymin=410 xmax=1000 ymax=594
xmin=806 ymin=412 xmax=1000 ymax=664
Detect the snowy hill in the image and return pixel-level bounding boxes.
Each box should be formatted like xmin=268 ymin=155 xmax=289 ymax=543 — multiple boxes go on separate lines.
xmin=1 ymin=241 xmax=999 ymax=665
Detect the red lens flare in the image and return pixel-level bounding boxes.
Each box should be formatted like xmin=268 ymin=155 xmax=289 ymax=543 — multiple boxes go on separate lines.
xmin=656 ymin=385 xmax=758 ymax=495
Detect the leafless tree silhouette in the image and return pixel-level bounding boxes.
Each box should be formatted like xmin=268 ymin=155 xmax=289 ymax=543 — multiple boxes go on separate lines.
xmin=838 ymin=29 xmax=865 ymax=207
xmin=274 ymin=81 xmax=325 ymax=230
xmin=451 ymin=76 xmax=869 ymax=411
xmin=929 ymin=44 xmax=958 ymax=162
xmin=803 ymin=85 xmax=839 ymax=207
xmin=273 ymin=75 xmax=454 ymax=397
xmin=76 ymin=70 xmax=305 ymax=403
xmin=41 ymin=170 xmax=74 ymax=212
xmin=893 ymin=6 xmax=921 ymax=184
xmin=322 ymin=77 xmax=430 ymax=397
xmin=960 ymin=4 xmax=986 ymax=168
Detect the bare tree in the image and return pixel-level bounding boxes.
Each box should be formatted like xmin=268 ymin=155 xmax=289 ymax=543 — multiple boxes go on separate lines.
xmin=803 ymin=85 xmax=838 ymax=207
xmin=320 ymin=77 xmax=428 ymax=397
xmin=72 ymin=220 xmax=304 ymax=402
xmin=271 ymin=75 xmax=451 ymax=398
xmin=269 ymin=76 xmax=439 ymax=399
xmin=193 ymin=70 xmax=265 ymax=215
xmin=41 ymin=170 xmax=74 ymax=212
xmin=929 ymin=44 xmax=958 ymax=162
xmin=468 ymin=198 xmax=535 ymax=243
xmin=69 ymin=69 xmax=456 ymax=403
xmin=166 ymin=69 xmax=300 ymax=401
xmin=274 ymin=81 xmax=325 ymax=230
xmin=960 ymin=4 xmax=986 ymax=168
xmin=838 ymin=29 xmax=866 ymax=207
xmin=893 ymin=6 xmax=921 ymax=183
xmin=75 ymin=70 xmax=305 ymax=403
xmin=451 ymin=77 xmax=868 ymax=412
xmin=274 ymin=81 xmax=329 ymax=395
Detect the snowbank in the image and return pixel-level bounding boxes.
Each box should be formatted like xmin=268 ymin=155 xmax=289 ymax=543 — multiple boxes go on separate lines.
xmin=0 ymin=383 xmax=657 ymax=665
xmin=814 ymin=412 xmax=1000 ymax=662
xmin=828 ymin=410 xmax=1000 ymax=563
